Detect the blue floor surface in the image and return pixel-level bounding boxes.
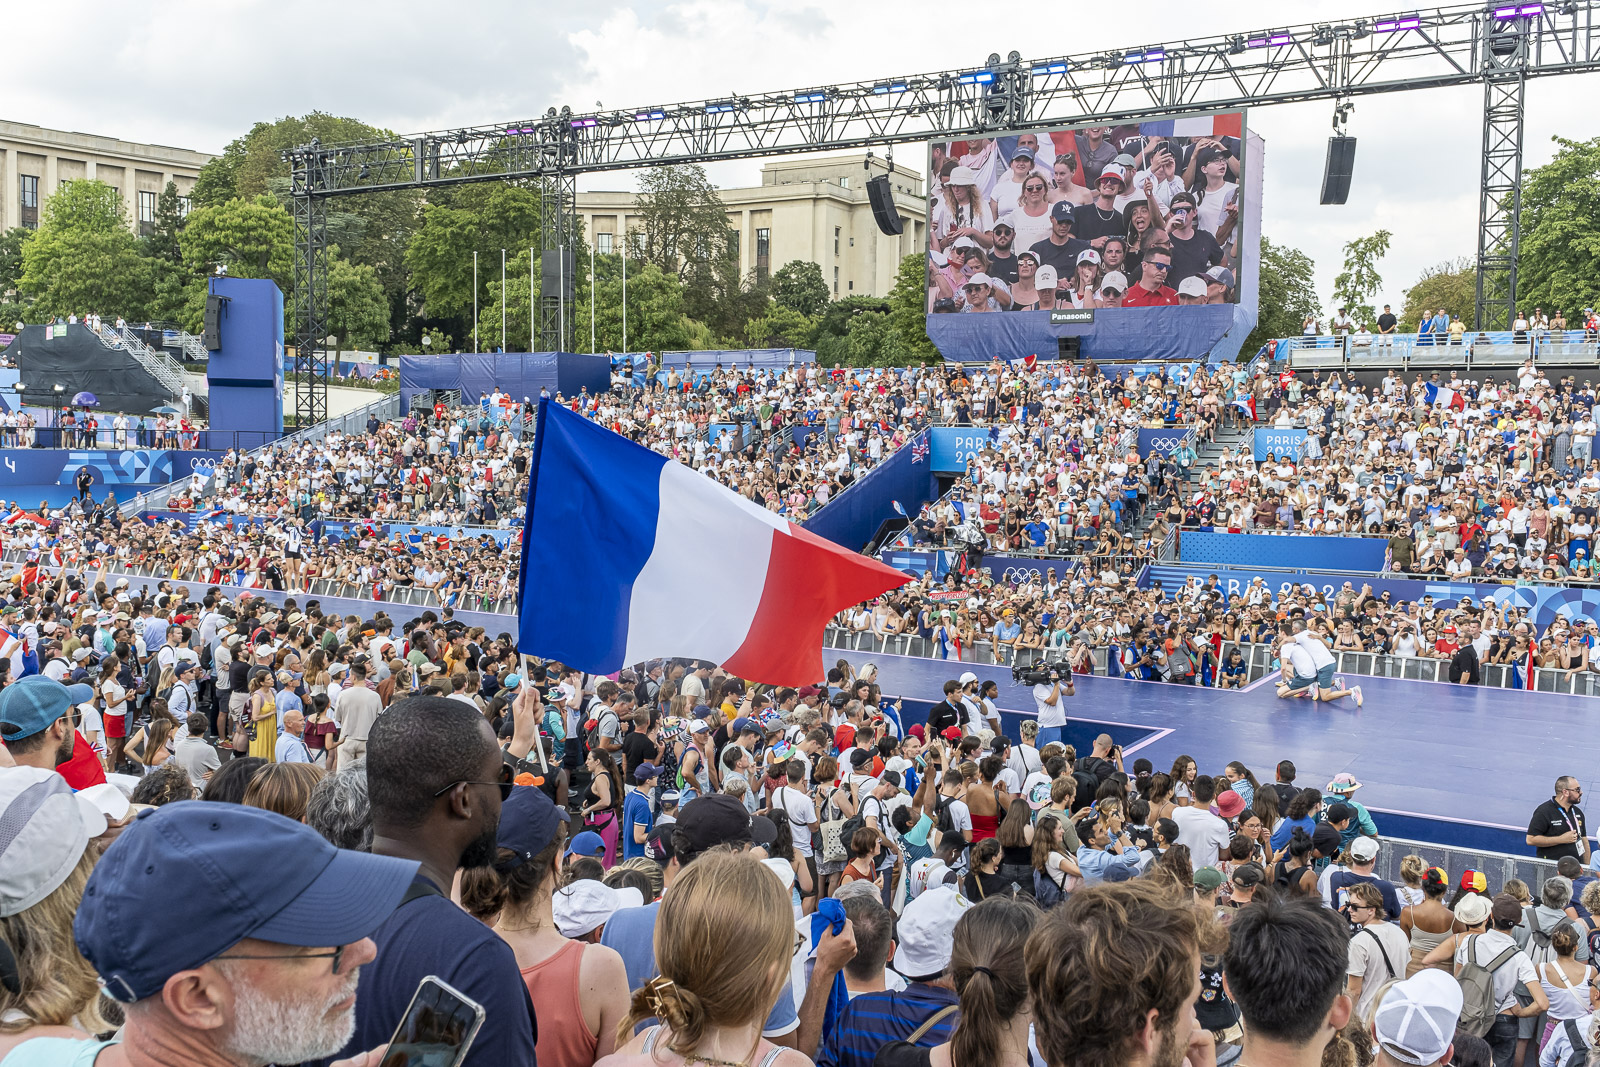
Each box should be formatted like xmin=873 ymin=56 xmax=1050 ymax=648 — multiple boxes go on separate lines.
xmin=855 ymin=651 xmax=1595 ymax=853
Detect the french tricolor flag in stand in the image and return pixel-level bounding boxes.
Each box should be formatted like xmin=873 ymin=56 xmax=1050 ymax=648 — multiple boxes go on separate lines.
xmin=1423 ymin=382 xmax=1466 ymax=410
xmin=517 ymin=400 xmax=910 ymax=684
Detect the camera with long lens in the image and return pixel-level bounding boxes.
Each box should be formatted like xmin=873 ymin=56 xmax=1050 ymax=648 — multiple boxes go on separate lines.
xmin=1013 ymin=658 xmax=1069 ymax=687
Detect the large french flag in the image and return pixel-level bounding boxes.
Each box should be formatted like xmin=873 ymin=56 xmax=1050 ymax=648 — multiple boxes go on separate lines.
xmin=517 ymin=400 xmax=909 ymax=684
xmin=1423 ymin=382 xmax=1465 ymax=410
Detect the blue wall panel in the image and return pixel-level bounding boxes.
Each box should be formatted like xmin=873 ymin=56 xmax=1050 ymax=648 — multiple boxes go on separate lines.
xmin=1177 ymin=531 xmax=1387 ymax=571
xmin=803 ymin=430 xmax=936 ymax=551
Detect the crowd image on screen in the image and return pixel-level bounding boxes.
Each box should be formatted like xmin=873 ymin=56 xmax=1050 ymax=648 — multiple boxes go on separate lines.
xmin=927 ymin=117 xmax=1244 ymax=314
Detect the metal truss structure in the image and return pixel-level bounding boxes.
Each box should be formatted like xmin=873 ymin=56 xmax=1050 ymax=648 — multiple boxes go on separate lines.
xmin=287 ymin=0 xmax=1600 ymax=421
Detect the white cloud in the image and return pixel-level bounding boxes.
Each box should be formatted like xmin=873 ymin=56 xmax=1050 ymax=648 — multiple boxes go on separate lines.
xmin=11 ymin=0 xmax=1600 ymax=320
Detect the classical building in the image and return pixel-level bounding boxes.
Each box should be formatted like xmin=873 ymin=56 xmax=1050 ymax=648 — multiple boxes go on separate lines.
xmin=0 ymin=120 xmax=212 ymax=235
xmin=577 ymin=154 xmax=927 ymax=299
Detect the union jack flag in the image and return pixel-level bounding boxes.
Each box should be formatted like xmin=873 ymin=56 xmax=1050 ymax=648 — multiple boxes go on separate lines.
xmin=910 ymin=435 xmax=929 ymax=464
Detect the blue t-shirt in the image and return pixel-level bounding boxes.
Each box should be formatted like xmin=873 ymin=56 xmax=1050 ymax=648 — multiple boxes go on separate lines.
xmin=602 ymin=900 xmax=798 ymax=1038
xmin=318 ymin=877 xmax=538 ymax=1067
xmin=1271 ymin=814 xmax=1317 ymax=852
xmin=622 ymin=790 xmax=653 ymax=861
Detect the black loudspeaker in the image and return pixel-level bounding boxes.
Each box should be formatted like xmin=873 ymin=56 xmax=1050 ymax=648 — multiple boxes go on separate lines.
xmin=540 ymin=250 xmax=577 ymax=301
xmin=202 ymin=293 xmax=227 ymax=351
xmin=1057 ymin=336 xmax=1082 ymax=361
xmin=866 ymin=175 xmax=904 ymax=236
xmin=1320 ymin=136 xmax=1358 ymax=205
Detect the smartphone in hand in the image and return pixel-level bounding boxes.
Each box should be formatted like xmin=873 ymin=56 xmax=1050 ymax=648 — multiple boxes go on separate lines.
xmin=382 ymin=976 xmax=485 ymax=1067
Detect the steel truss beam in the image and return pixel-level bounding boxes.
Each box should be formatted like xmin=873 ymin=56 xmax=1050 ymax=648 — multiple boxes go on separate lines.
xmin=290 ymin=191 xmax=328 ymax=429
xmin=286 ymin=0 xmax=1600 ymax=415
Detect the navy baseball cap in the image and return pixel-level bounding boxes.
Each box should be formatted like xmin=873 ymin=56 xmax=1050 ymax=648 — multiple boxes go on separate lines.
xmin=0 ymin=676 xmax=95 ymax=741
xmin=1050 ymin=201 xmax=1075 ymax=222
xmin=495 ymin=785 xmax=567 ymax=870
xmin=74 ymin=802 xmax=419 ymax=1002
xmin=566 ymin=830 xmax=607 ymax=858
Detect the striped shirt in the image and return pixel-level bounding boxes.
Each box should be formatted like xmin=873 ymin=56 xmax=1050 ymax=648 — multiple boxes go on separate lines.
xmin=816 ymin=982 xmax=959 ymax=1067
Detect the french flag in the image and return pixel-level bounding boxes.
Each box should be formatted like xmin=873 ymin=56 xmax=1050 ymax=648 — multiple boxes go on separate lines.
xmin=517 ymin=400 xmax=909 ymax=684
xmin=1423 ymin=383 xmax=1465 ymax=410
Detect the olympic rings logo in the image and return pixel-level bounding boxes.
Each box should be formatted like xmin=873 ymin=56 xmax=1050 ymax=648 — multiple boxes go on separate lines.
xmin=189 ymin=459 xmax=218 ymax=472
xmin=1146 ymin=437 xmax=1185 ymax=450
xmin=1001 ymin=566 xmax=1047 ymax=582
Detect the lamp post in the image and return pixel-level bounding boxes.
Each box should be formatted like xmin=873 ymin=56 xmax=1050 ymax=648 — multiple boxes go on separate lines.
xmin=10 ymin=383 xmax=23 ymax=445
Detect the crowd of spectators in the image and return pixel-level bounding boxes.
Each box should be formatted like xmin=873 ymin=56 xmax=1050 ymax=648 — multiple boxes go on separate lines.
xmin=1185 ymin=362 xmax=1600 ymax=582
xmin=1 ymin=595 xmax=1594 ymax=1067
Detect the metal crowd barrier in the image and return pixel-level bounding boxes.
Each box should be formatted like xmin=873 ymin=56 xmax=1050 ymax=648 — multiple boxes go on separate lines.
xmin=1283 ymin=329 xmax=1599 ymax=370
xmin=1373 ymin=837 xmax=1555 ymax=897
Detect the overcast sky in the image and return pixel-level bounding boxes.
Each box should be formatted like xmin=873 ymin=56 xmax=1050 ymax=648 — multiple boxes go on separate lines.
xmin=14 ymin=0 xmax=1599 ymax=317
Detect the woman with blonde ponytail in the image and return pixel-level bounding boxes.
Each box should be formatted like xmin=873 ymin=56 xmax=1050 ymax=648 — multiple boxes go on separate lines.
xmin=598 ymin=850 xmax=812 ymax=1067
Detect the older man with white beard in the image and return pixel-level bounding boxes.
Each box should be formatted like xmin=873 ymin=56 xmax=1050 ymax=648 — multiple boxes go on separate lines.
xmin=55 ymin=802 xmax=418 ymax=1067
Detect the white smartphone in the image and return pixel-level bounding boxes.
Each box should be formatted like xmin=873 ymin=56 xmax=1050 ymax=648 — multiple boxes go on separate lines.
xmin=382 ymin=975 xmax=485 ymax=1067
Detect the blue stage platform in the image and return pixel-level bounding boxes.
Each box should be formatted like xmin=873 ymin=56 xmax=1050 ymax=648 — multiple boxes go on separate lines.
xmin=861 ymin=651 xmax=1588 ymax=854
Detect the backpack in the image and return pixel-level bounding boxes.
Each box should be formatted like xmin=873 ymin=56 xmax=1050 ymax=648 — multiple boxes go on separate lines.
xmin=585 ymin=706 xmax=618 ymax=753
xmin=1034 ymin=867 xmax=1065 ymax=908
xmin=1562 ymin=1018 xmax=1592 ymax=1067
xmin=1456 ymin=934 xmax=1521 ymax=1037
xmin=1529 ymin=910 xmax=1576 ymax=961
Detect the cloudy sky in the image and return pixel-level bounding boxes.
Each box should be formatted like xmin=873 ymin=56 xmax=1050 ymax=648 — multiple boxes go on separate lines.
xmin=14 ymin=0 xmax=1599 ymax=316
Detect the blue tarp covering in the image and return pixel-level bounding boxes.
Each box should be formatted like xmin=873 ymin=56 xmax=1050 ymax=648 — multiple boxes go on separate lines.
xmin=802 ymin=429 xmax=937 ymax=551
xmin=927 ymin=305 xmax=1238 ymax=364
xmin=1177 ymin=531 xmax=1387 ymax=571
xmin=653 ymin=349 xmax=814 ymax=369
xmin=399 ymin=352 xmax=609 ymax=410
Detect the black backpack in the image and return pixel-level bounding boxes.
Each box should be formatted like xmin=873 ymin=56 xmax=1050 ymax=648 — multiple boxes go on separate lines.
xmin=1034 ymin=867 xmax=1065 ymax=908
xmin=1562 ymin=1019 xmax=1592 ymax=1067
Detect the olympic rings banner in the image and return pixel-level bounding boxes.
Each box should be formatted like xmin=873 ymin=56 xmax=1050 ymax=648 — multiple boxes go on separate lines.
xmin=1136 ymin=428 xmax=1194 ymax=456
xmin=0 ymin=449 xmax=227 ymax=488
xmin=878 ymin=548 xmax=1078 ymax=585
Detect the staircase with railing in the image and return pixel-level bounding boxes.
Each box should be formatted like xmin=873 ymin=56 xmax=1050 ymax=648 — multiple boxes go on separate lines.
xmin=87 ymin=324 xmax=187 ymax=398
xmin=173 ymin=329 xmax=209 ymax=363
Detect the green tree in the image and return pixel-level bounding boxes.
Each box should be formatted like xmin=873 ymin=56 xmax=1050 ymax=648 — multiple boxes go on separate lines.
xmin=405 ymin=185 xmax=542 ymax=322
xmin=635 ymin=165 xmax=735 ymax=280
xmin=745 ymin=305 xmax=815 ymax=348
xmin=327 ymin=253 xmax=391 ymax=352
xmin=1517 ymin=136 xmax=1600 ymax=322
xmin=1240 ymin=236 xmax=1319 ymax=357
xmin=886 ymin=253 xmax=939 ymax=364
xmin=1331 ymin=229 xmax=1392 ymax=328
xmin=810 ymin=296 xmax=892 ymax=365
xmin=1399 ymin=258 xmax=1475 ymax=331
xmin=0 ymin=227 xmax=33 ymax=299
xmin=141 ymin=181 xmax=187 ymax=266
xmin=18 ymin=180 xmax=151 ymax=318
xmin=770 ymin=260 xmax=830 ymax=317
xmin=178 ymin=194 xmax=294 ymax=286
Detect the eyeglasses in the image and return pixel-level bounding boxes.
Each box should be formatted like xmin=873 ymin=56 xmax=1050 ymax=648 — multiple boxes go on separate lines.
xmin=1147 ymin=262 xmax=1171 ymax=272
xmin=433 ymin=779 xmax=514 ymax=800
xmin=215 ymin=944 xmax=349 ymax=975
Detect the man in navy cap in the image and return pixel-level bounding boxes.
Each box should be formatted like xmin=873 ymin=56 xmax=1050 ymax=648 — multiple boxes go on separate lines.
xmin=62 ymin=802 xmax=418 ymax=1067
xmin=1027 ymin=201 xmax=1091 ymax=279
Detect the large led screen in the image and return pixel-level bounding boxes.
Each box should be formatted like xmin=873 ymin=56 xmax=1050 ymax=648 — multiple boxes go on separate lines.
xmin=927 ymin=111 xmax=1247 ymax=323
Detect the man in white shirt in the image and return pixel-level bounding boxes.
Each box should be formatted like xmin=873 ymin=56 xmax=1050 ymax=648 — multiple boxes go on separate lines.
xmin=1283 ymin=622 xmax=1363 ymax=706
xmin=1171 ymin=776 xmax=1232 ymax=870
xmin=1452 ymin=893 xmax=1548 ymax=1066
xmin=1030 ymin=669 xmax=1071 ymax=748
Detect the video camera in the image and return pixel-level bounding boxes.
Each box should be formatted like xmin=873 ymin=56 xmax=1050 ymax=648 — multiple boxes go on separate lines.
xmin=1012 ymin=658 xmax=1069 ymax=687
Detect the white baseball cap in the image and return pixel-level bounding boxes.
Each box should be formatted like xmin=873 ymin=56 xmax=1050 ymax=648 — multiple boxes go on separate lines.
xmin=1177 ymin=277 xmax=1208 ymax=298
xmin=893 ymin=885 xmax=970 ymax=977
xmin=1099 ymin=271 xmax=1129 ymax=294
xmin=0 ymin=766 xmax=106 ymax=917
xmin=1372 ymin=969 xmax=1464 ymax=1065
xmin=551 ymin=879 xmax=627 ymax=939
xmin=1035 ymin=265 xmax=1059 ymax=288
xmin=963 ymin=273 xmax=993 ymax=288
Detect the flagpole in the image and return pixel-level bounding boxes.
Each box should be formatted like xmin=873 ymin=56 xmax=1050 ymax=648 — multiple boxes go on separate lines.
xmin=529 ymin=248 xmax=535 ymax=352
xmin=501 ymin=249 xmax=506 ymax=352
xmin=472 ymin=252 xmax=478 ymax=354
xmin=518 ymin=653 xmax=549 ymax=776
xmin=590 ymin=242 xmax=596 ymax=354
xmin=621 ymin=246 xmax=628 ymax=356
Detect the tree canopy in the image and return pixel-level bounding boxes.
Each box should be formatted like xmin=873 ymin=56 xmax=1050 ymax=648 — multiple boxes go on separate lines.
xmin=1516 ymin=136 xmax=1600 ymax=321
xmin=1240 ymin=236 xmax=1318 ymax=356
xmin=1400 ymin=258 xmax=1475 ymax=331
xmin=1331 ymin=229 xmax=1391 ymax=327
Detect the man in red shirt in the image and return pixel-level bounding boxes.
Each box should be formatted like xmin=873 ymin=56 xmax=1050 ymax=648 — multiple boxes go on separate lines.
xmin=0 ymin=675 xmax=107 ymax=789
xmin=1121 ymin=250 xmax=1178 ymax=307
